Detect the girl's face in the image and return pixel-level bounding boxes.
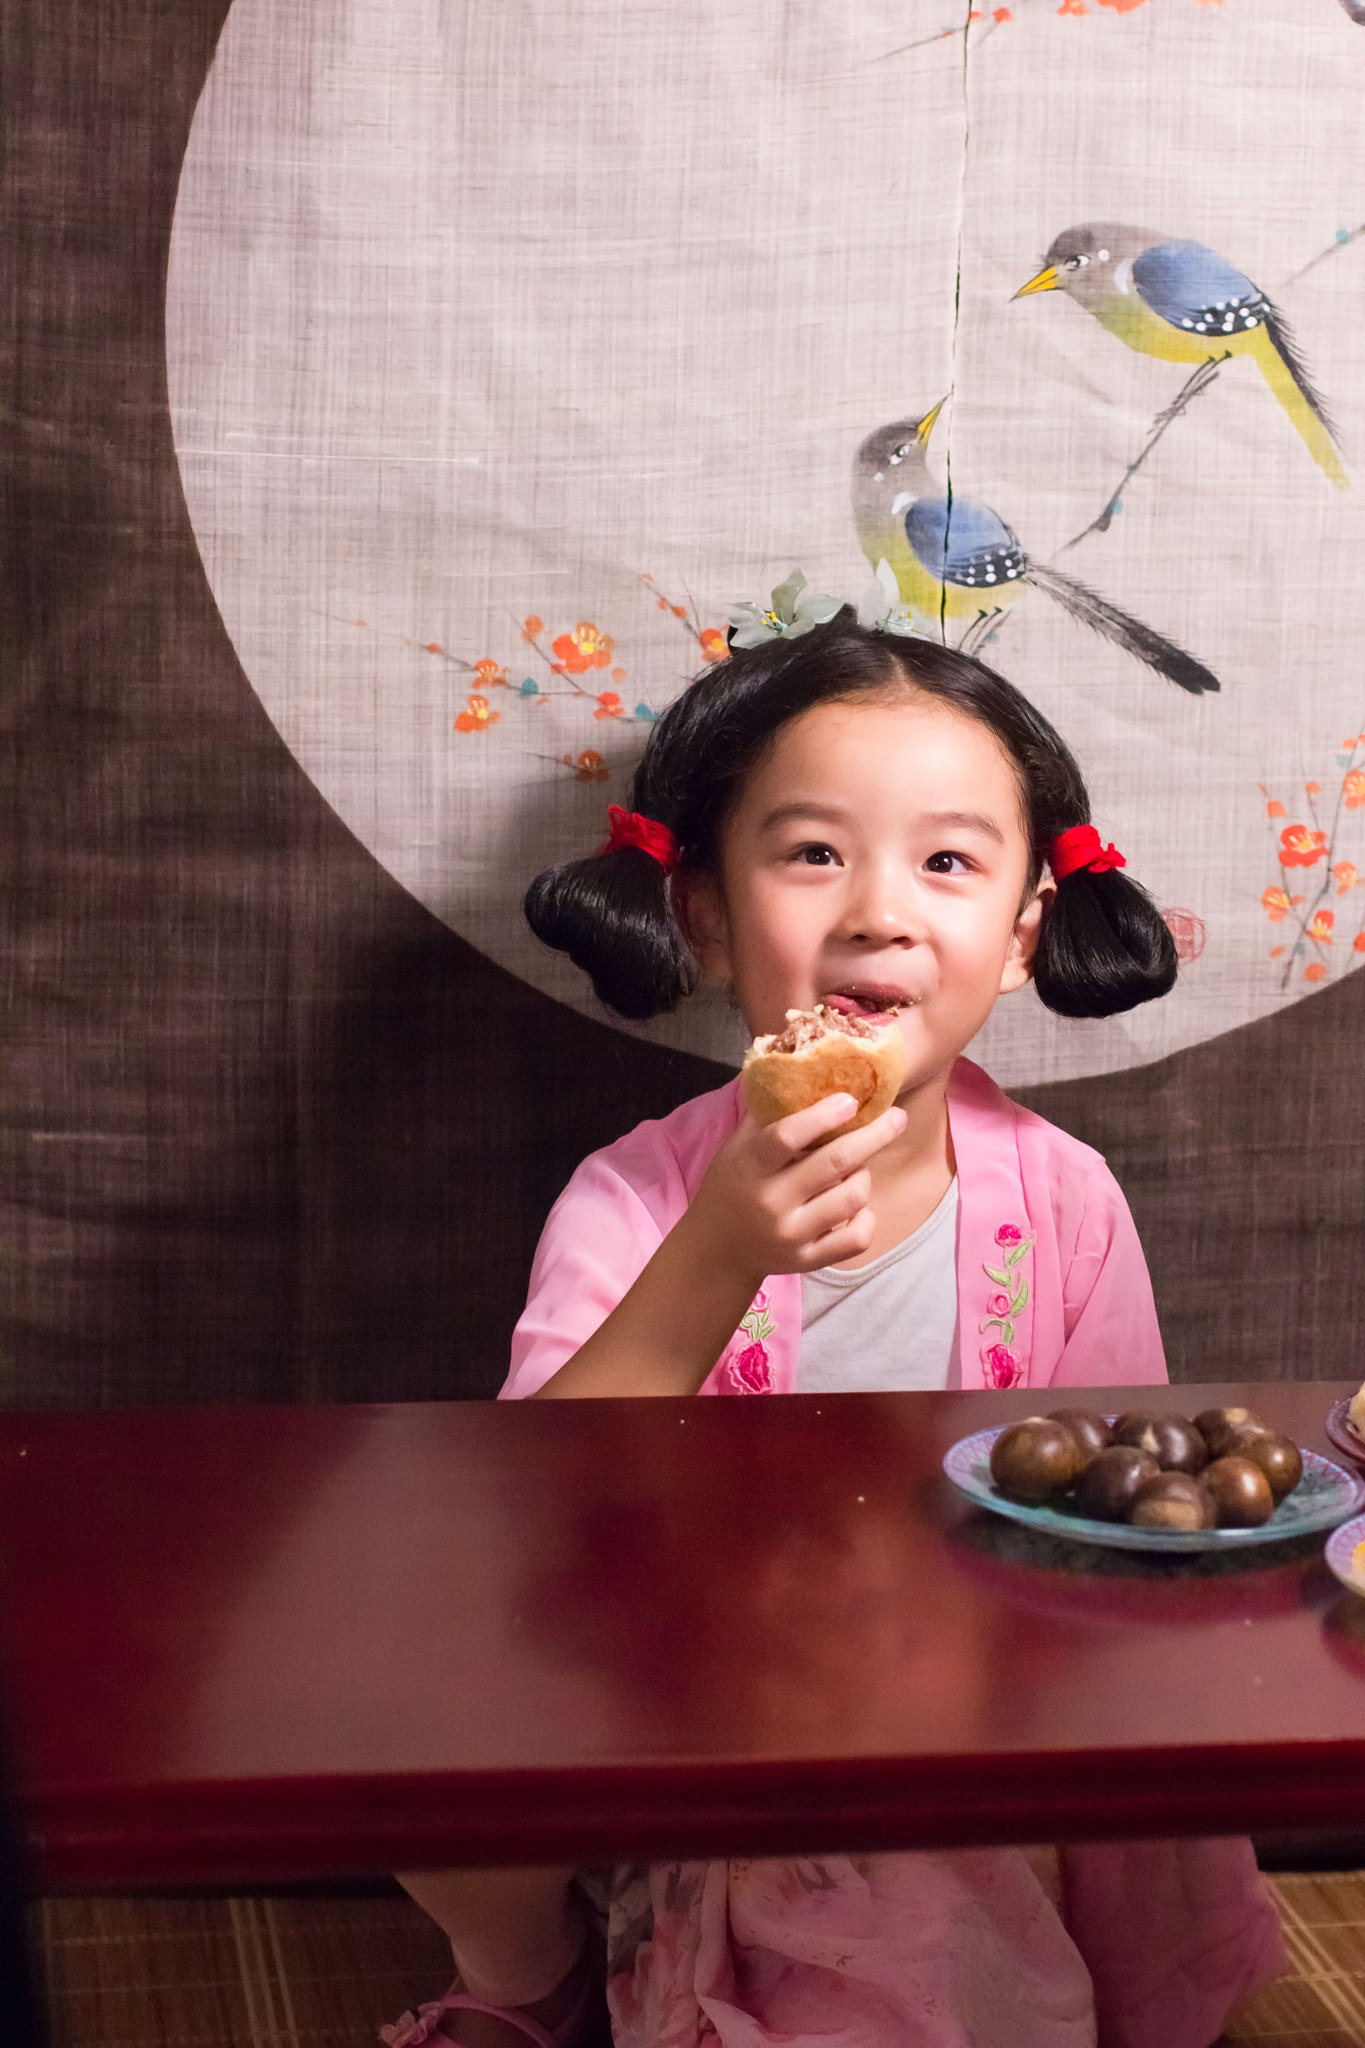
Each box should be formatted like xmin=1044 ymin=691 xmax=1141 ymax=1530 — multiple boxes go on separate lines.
xmin=683 ymin=691 xmax=1050 ymax=1090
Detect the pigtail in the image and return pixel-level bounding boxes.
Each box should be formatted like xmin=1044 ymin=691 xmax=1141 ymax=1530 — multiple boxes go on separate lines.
xmin=524 ymin=843 xmax=695 ymax=1020
xmin=1033 ymin=864 xmax=1177 ymax=1020
xmin=900 ymin=655 xmax=1180 ymax=1022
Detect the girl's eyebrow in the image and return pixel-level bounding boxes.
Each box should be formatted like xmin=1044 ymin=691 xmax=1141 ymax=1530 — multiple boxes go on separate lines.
xmin=758 ymin=802 xmax=1006 ymax=843
xmin=757 ymin=801 xmax=852 ymax=831
xmin=921 ymin=809 xmax=1006 ymax=844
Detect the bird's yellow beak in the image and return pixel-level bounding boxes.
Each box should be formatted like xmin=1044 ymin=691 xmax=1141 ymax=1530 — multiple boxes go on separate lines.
xmin=916 ymin=399 xmax=946 ymax=447
xmin=1012 ymin=264 xmax=1059 ymax=300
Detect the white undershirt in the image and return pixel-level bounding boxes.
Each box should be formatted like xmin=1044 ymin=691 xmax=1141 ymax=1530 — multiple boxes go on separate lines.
xmin=795 ymin=1180 xmax=960 ymax=1394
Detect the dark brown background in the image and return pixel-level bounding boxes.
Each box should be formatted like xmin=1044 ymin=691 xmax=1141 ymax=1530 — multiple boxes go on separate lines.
xmin=2 ymin=0 xmax=1359 ymax=1408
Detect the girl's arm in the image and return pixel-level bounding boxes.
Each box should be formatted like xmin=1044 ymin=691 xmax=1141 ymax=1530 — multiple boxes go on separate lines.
xmin=529 ymin=1094 xmax=906 ymax=1399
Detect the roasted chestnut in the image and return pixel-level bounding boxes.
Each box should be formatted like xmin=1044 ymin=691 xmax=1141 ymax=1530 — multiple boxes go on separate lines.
xmin=1111 ymin=1411 xmax=1208 ymax=1476
xmin=990 ymin=1417 xmax=1088 ymax=1506
xmin=1072 ymin=1445 xmax=1159 ymax=1522
xmin=1048 ymin=1408 xmax=1113 ymax=1459
xmin=1201 ymin=1455 xmax=1275 ymax=1529
xmin=1128 ymin=1471 xmax=1216 ymax=1531
xmin=1194 ymin=1406 xmax=1272 ymax=1459
xmin=1224 ymin=1430 xmax=1302 ymax=1504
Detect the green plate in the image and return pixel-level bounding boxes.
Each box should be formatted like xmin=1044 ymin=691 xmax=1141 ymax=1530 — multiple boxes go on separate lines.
xmin=944 ymin=1423 xmax=1364 ymax=1553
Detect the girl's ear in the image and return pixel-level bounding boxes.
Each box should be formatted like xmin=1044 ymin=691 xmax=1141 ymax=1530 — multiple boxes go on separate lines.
xmin=671 ymin=871 xmax=734 ymax=983
xmin=999 ymin=880 xmax=1055 ymax=995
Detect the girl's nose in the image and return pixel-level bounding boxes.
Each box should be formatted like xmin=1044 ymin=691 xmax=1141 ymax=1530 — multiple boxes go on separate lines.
xmin=846 ymin=918 xmax=916 ymax=949
xmin=840 ymin=871 xmax=923 ymax=947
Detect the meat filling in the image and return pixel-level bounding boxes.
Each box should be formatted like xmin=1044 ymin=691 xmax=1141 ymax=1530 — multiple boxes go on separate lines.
xmin=756 ymin=1004 xmax=891 ymax=1057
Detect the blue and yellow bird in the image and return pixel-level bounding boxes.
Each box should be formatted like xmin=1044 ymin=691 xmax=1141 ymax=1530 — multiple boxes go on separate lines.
xmin=852 ymin=405 xmax=1219 ymax=694
xmin=1015 ymin=224 xmax=1347 ymax=489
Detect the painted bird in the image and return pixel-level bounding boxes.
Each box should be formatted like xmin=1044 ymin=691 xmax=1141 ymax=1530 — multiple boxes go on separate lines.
xmin=852 ymin=406 xmax=1219 ymax=694
xmin=1015 ymin=224 xmax=1347 ymax=488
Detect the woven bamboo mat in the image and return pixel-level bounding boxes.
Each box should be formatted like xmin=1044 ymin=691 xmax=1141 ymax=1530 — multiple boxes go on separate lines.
xmin=28 ymin=1873 xmax=1365 ymax=2048
xmin=32 ymin=1893 xmax=451 ymax=2048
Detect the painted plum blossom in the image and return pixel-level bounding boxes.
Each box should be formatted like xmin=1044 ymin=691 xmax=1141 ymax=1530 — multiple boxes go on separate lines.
xmin=1259 ymin=748 xmax=1365 ymax=986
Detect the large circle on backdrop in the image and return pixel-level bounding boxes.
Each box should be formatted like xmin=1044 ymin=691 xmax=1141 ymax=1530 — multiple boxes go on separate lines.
xmin=166 ymin=0 xmax=1365 ymax=1087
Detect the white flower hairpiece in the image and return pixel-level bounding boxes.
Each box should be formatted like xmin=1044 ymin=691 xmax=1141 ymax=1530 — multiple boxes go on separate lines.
xmin=726 ymin=568 xmax=843 ymax=648
xmin=726 ymin=563 xmax=917 ymax=650
xmin=857 ymin=558 xmax=918 ymax=637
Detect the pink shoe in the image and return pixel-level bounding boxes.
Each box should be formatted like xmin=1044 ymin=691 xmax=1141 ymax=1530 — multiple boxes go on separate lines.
xmin=381 ymin=1952 xmax=608 ymax=2048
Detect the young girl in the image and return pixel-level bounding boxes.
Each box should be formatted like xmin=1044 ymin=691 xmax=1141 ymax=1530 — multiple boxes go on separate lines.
xmin=386 ymin=614 xmax=1283 ymax=2048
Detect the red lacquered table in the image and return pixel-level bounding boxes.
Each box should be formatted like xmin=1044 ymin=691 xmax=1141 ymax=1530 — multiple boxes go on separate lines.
xmin=5 ymin=1383 xmax=1365 ymax=1892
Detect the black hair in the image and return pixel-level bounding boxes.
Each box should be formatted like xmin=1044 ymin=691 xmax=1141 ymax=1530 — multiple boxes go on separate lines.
xmin=524 ymin=611 xmax=1177 ymax=1022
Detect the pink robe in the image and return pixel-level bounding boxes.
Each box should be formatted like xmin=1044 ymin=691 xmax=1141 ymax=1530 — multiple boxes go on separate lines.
xmin=501 ymin=1061 xmax=1284 ymax=2048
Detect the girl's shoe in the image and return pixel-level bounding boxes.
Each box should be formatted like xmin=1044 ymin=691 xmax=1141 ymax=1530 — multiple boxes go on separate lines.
xmin=381 ymin=1936 xmax=609 ymax=2048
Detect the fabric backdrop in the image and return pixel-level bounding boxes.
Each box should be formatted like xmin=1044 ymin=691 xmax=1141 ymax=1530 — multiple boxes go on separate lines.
xmin=4 ymin=0 xmax=1365 ymax=1404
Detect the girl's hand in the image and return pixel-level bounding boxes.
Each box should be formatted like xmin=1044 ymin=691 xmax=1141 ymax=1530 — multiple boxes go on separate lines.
xmin=530 ymin=1093 xmax=907 ymax=1400
xmin=682 ymin=1095 xmax=908 ymax=1286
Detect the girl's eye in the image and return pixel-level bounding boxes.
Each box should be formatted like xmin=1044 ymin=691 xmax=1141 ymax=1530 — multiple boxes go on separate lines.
xmin=924 ymin=850 xmax=971 ymax=875
xmin=793 ymin=843 xmax=840 ymax=867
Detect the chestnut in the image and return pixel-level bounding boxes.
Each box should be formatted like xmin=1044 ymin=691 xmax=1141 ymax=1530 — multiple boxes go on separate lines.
xmin=1111 ymin=1411 xmax=1208 ymax=1476
xmin=1048 ymin=1408 xmax=1112 ymax=1459
xmin=1225 ymin=1430 xmax=1302 ymax=1504
xmin=1072 ymin=1445 xmax=1159 ymax=1522
xmin=990 ymin=1418 xmax=1088 ymax=1506
xmin=1194 ymin=1406 xmax=1272 ymax=1459
xmin=1201 ymin=1455 xmax=1275 ymax=1529
xmin=1128 ymin=1471 xmax=1216 ymax=1531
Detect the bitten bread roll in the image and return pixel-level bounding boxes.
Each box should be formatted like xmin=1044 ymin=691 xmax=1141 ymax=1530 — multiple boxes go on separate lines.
xmin=741 ymin=1005 xmax=909 ymax=1135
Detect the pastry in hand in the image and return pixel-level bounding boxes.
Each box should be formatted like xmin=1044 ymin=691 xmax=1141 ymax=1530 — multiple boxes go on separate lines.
xmin=741 ymin=1003 xmax=908 ymax=1137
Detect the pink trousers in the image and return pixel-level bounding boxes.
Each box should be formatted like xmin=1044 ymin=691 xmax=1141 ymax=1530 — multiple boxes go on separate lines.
xmin=597 ymin=1841 xmax=1284 ymax=2048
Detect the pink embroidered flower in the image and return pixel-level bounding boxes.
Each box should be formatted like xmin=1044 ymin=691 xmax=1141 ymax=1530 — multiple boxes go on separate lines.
xmin=987 ymin=1290 xmax=1013 ymax=1318
xmin=750 ymin=1287 xmax=769 ymax=1312
xmin=994 ymin=1223 xmax=1024 ymax=1247
xmin=982 ymin=1343 xmax=1022 ymax=1389
xmin=730 ymin=1341 xmax=772 ymax=1393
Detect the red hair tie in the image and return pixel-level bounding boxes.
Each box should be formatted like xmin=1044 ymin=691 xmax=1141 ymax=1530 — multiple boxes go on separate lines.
xmin=598 ymin=805 xmax=680 ymax=872
xmin=1050 ymin=823 xmax=1126 ymax=883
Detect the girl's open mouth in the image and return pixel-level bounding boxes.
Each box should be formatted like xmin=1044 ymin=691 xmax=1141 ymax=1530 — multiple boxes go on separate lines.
xmin=823 ymin=985 xmax=915 ymax=1023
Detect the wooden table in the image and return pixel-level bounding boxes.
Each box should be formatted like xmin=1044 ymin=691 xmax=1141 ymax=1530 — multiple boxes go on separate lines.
xmin=5 ymin=1383 xmax=1365 ymax=1892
